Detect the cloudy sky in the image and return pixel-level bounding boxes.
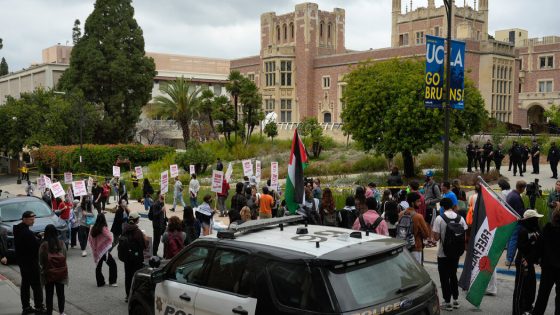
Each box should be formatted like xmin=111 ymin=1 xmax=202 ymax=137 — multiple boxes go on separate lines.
xmin=1 ymin=0 xmax=558 ymax=71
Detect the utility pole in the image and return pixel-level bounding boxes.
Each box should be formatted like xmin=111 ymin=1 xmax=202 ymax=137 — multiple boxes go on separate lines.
xmin=443 ymin=0 xmax=453 ymax=182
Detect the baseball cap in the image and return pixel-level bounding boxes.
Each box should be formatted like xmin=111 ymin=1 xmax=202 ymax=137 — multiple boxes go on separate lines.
xmin=128 ymin=212 xmax=140 ymax=221
xmin=522 ymin=209 xmax=543 ymax=220
xmin=425 ymin=170 xmax=434 ymax=177
xmin=22 ymin=211 xmax=36 ymax=219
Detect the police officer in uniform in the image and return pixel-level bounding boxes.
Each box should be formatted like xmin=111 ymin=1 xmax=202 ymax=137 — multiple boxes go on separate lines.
xmin=547 ymin=142 xmax=560 ymax=179
xmin=530 ymin=140 xmax=541 ymax=174
xmin=493 ymin=144 xmax=506 ymax=175
xmin=522 ymin=144 xmax=530 ymax=173
xmin=466 ymin=141 xmax=476 ymax=173
xmin=511 ymin=141 xmax=524 ymax=177
xmin=481 ymin=139 xmax=494 ymax=174
xmin=474 ymin=142 xmax=481 ymax=171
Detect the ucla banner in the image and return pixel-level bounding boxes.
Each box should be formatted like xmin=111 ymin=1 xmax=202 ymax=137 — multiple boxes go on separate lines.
xmin=450 ymin=39 xmax=466 ymax=109
xmin=425 ymin=35 xmax=445 ymax=108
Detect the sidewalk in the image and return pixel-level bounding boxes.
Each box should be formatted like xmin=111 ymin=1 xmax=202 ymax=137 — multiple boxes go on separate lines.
xmin=0 ymin=273 xmax=22 ymax=315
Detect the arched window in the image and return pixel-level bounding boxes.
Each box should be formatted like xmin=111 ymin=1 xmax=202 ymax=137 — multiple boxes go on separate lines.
xmin=276 ymin=26 xmax=280 ymax=42
xmin=323 ymin=112 xmax=332 ymax=123
xmin=283 ymin=24 xmax=287 ymax=40
xmin=320 ymin=21 xmax=324 ymax=38
xmin=327 ymin=23 xmax=332 ymax=39
xmin=290 ymin=23 xmax=294 ymax=39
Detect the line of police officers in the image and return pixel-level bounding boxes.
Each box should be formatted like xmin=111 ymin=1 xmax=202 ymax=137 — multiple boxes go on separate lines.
xmin=466 ymin=139 xmax=560 ymax=178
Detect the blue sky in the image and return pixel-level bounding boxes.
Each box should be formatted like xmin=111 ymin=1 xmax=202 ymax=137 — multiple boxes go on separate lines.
xmin=1 ymin=0 xmax=558 ymax=71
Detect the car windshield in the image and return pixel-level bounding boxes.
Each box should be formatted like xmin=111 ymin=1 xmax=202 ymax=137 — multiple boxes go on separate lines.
xmin=326 ymin=248 xmax=431 ymax=312
xmin=0 ymin=200 xmax=53 ymax=221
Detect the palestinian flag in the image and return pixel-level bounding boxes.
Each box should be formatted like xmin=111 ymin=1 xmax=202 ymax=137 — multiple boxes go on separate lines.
xmin=285 ymin=129 xmax=308 ymax=214
xmin=459 ymin=180 xmax=520 ymax=307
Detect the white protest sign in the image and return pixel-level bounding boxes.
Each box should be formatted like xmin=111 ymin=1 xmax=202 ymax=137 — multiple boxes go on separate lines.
xmin=43 ymin=175 xmax=52 ymax=189
xmin=87 ymin=177 xmax=94 ymax=194
xmin=72 ymin=180 xmax=87 ymax=197
xmin=170 ymin=164 xmax=179 ymax=178
xmin=161 ymin=170 xmax=169 ymax=194
xmin=211 ymin=170 xmax=224 ymax=193
xmin=271 ymin=162 xmax=279 ymax=189
xmin=50 ymin=182 xmax=66 ymax=198
xmin=189 ymin=165 xmax=196 ymax=175
xmin=225 ymin=162 xmax=233 ymax=182
xmin=113 ymin=166 xmax=121 ymax=177
xmin=64 ymin=172 xmax=73 ymax=184
xmin=242 ymin=159 xmax=253 ymax=177
xmin=135 ymin=166 xmax=143 ymax=179
xmin=66 ymin=185 xmax=74 ymax=202
xmin=255 ymin=160 xmax=261 ymax=180
xmin=38 ymin=176 xmax=45 ymax=191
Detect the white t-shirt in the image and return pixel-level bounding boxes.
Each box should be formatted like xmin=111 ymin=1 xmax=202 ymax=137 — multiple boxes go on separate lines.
xmin=432 ymin=210 xmax=468 ymax=258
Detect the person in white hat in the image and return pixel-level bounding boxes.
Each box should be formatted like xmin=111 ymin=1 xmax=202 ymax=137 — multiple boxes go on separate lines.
xmin=512 ymin=209 xmax=543 ymax=315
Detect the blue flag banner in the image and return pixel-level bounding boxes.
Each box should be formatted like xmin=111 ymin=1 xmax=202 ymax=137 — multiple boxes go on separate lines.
xmin=450 ymin=39 xmax=466 ymax=109
xmin=425 ymin=35 xmax=445 ymax=109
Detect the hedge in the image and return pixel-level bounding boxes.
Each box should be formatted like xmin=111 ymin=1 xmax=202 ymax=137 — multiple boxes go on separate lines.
xmin=32 ymin=144 xmax=174 ymax=175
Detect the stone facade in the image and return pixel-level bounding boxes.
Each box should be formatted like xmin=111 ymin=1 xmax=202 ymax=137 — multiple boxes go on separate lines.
xmin=231 ymin=1 xmax=528 ymax=126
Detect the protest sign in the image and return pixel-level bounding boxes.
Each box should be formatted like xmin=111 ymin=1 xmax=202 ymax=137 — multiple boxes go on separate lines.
xmin=135 ymin=166 xmax=143 ymax=179
xmin=161 ymin=171 xmax=169 ymax=194
xmin=170 ymin=164 xmax=179 ymax=178
xmin=225 ymin=162 xmax=233 ymax=182
xmin=43 ymin=175 xmax=52 ymax=189
xmin=64 ymin=172 xmax=73 ymax=184
xmin=113 ymin=166 xmax=121 ymax=177
xmin=38 ymin=176 xmax=45 ymax=191
xmin=72 ymin=180 xmax=87 ymax=197
xmin=211 ymin=170 xmax=224 ymax=193
xmin=51 ymin=182 xmax=66 ymax=198
xmin=242 ymin=159 xmax=253 ymax=177
xmin=271 ymin=162 xmax=279 ymax=189
xmin=189 ymin=164 xmax=196 ymax=175
xmin=255 ymin=160 xmax=261 ymax=181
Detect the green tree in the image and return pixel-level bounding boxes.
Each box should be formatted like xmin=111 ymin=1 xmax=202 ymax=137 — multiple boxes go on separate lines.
xmin=58 ymin=0 xmax=156 ymax=143
xmin=152 ymin=77 xmax=202 ymax=148
xmin=214 ymin=95 xmax=235 ymax=144
xmin=199 ymin=89 xmax=219 ymax=140
xmin=72 ymin=19 xmax=81 ymax=45
xmin=239 ymin=78 xmax=264 ymax=143
xmin=0 ymin=57 xmax=8 ymax=76
xmin=342 ymin=58 xmax=487 ymax=177
xmin=226 ymin=70 xmax=243 ymax=142
xmin=545 ymin=105 xmax=560 ymax=127
xmin=264 ymin=121 xmax=278 ymax=143
xmin=299 ymin=117 xmax=324 ymax=158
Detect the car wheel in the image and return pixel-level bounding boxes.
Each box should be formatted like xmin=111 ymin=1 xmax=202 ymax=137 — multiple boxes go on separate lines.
xmin=129 ymin=301 xmax=151 ymax=315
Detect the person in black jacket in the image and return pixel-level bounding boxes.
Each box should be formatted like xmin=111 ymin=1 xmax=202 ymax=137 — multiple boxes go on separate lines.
xmin=522 ymin=144 xmax=530 ymax=173
xmin=387 ymin=166 xmax=403 ymax=197
xmin=0 ymin=226 xmax=8 ymax=265
xmin=481 ymin=139 xmax=494 ymax=174
xmin=548 ymin=142 xmax=560 ymax=179
xmin=532 ymin=209 xmax=560 ymax=315
xmin=229 ymin=182 xmax=246 ymax=223
xmin=512 ymin=210 xmax=543 ymax=315
xmin=466 ymin=141 xmax=476 ymax=172
xmin=530 ymin=140 xmax=541 ymax=174
xmin=122 ymin=212 xmax=147 ymax=303
xmin=148 ymin=193 xmax=167 ymax=256
xmin=14 ymin=211 xmax=45 ymax=314
xmin=111 ymin=200 xmax=130 ymax=245
xmin=493 ymin=144 xmax=506 ymax=174
xmin=511 ymin=141 xmax=524 ymax=177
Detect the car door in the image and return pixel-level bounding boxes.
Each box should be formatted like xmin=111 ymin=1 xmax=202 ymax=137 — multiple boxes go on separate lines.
xmin=154 ymin=246 xmax=211 ymax=315
xmin=194 ymin=248 xmax=257 ymax=315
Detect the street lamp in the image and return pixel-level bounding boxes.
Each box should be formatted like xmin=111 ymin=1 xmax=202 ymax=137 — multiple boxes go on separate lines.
xmin=54 ymin=91 xmax=84 ymax=163
xmin=442 ymin=0 xmax=453 ymax=182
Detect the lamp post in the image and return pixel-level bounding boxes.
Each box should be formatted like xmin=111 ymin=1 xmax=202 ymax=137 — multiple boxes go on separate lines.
xmin=54 ymin=91 xmax=84 ymax=163
xmin=443 ymin=0 xmax=453 ymax=182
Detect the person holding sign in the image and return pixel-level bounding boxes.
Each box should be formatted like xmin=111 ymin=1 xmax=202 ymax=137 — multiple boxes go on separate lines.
xmin=217 ymin=178 xmax=230 ymax=217
xmin=171 ymin=176 xmax=185 ymax=212
xmin=189 ymin=174 xmax=200 ymax=208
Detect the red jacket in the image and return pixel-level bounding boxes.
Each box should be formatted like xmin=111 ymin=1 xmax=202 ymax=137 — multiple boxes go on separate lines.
xmin=58 ymin=201 xmax=72 ymax=220
xmin=218 ymin=180 xmax=230 ymax=197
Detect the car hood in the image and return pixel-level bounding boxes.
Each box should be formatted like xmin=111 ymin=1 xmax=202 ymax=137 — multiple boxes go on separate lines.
xmin=1 ymin=215 xmax=67 ymax=232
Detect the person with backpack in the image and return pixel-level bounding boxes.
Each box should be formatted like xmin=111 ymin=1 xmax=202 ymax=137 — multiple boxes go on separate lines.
xmin=397 ymin=193 xmax=431 ymax=264
xmin=88 ymin=213 xmax=117 ymax=288
xmin=352 ymin=197 xmax=388 ymax=236
xmin=432 ymin=198 xmax=467 ymax=311
xmin=423 ymin=170 xmax=442 ymax=226
xmin=119 ymin=212 xmax=147 ymax=303
xmin=39 ymin=224 xmax=68 ymax=315
xmin=14 ymin=211 xmax=45 ymax=314
xmin=439 ymin=182 xmax=458 ymax=217
xmin=380 ymin=190 xmax=399 ymax=237
xmin=183 ymin=206 xmax=200 ymax=245
xmin=111 ymin=199 xmax=130 ymax=246
xmin=162 ymin=216 xmax=186 ymax=259
xmin=320 ymin=188 xmax=339 ymax=227
xmin=408 ymin=181 xmax=426 ymax=219
xmin=217 ymin=178 xmax=230 ymax=217
xmin=340 ymin=196 xmax=358 ymax=229
xmin=512 ymin=209 xmax=543 ymax=315
xmin=148 ymin=192 xmax=167 ymax=256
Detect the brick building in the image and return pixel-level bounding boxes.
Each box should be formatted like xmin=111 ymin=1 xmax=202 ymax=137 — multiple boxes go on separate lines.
xmin=231 ymin=1 xmax=558 ymax=129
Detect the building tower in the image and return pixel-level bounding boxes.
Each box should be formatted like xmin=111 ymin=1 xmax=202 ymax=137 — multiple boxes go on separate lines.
xmin=391 ymin=0 xmax=401 ymax=47
xmin=478 ymin=0 xmax=489 ymax=40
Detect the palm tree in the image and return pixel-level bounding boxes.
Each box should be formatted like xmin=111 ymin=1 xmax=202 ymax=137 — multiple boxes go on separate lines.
xmin=226 ymin=70 xmax=243 ymax=142
xmin=153 ymin=77 xmax=201 ymax=148
xmin=199 ymin=89 xmax=218 ymax=140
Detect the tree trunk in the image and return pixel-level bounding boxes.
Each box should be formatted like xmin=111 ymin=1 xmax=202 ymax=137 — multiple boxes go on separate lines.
xmin=208 ymin=114 xmax=218 ymax=140
xmin=233 ymin=95 xmax=238 ymax=143
xmin=402 ymin=150 xmax=414 ymax=178
xmin=181 ymin=122 xmax=190 ymax=149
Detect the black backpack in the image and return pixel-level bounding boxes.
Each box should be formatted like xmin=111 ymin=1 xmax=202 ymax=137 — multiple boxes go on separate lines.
xmin=442 ymin=215 xmax=466 ymax=258
xmin=117 ymin=232 xmax=142 ymax=263
xmin=358 ymin=215 xmax=383 ymax=233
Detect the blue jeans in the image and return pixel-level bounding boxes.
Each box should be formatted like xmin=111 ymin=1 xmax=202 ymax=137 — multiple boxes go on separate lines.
xmin=190 ymin=197 xmax=198 ymax=208
xmin=507 ymin=224 xmax=521 ymax=262
xmin=173 ymin=194 xmax=185 ymax=209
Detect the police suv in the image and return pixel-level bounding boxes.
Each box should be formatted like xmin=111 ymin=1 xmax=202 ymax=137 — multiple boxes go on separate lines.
xmin=128 ymin=216 xmax=440 ymax=315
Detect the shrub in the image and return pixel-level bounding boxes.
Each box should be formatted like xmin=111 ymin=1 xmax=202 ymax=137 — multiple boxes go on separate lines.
xmin=351 ymin=155 xmax=387 ymax=173
xmin=176 ymin=145 xmax=215 ymax=174
xmin=32 ymin=144 xmax=173 ymax=175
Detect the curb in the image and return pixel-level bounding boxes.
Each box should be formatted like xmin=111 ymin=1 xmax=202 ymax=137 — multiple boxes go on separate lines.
xmin=424 ymin=261 xmax=541 ymax=280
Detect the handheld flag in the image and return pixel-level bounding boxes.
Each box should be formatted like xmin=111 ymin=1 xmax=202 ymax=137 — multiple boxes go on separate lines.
xmin=459 ymin=179 xmax=520 ymax=307
xmin=285 ymin=129 xmax=308 ymax=214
